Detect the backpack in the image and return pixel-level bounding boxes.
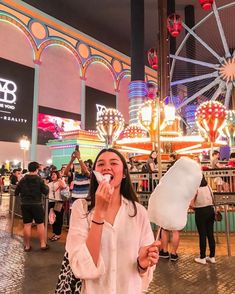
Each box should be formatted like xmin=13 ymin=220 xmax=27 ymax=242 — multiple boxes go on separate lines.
xmin=141 ymin=164 xmax=149 ymax=173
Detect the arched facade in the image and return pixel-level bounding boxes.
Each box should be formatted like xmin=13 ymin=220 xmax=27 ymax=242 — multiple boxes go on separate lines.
xmin=0 ymin=2 xmax=157 ymax=164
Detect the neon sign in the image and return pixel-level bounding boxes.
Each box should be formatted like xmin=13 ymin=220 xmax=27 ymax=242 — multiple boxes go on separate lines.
xmin=96 ymin=104 xmax=107 ymax=121
xmin=0 ymin=77 xmax=17 ymax=104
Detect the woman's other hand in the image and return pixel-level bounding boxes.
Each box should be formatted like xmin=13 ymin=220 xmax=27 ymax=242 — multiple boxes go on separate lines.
xmin=138 ymin=240 xmax=161 ymax=270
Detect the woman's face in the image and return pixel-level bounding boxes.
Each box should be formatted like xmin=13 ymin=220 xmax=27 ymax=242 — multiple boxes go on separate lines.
xmin=51 ymin=172 xmax=58 ymax=181
xmin=151 ymin=152 xmax=157 ymax=159
xmin=95 ymin=151 xmax=124 ymax=188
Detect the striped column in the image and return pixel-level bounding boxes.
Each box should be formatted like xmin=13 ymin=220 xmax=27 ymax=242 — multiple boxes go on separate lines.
xmin=128 ymin=80 xmax=147 ymax=124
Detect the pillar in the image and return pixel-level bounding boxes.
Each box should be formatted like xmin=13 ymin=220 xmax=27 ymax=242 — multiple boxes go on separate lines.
xmin=80 ymin=77 xmax=86 ymax=129
xmin=30 ymin=62 xmax=40 ymax=161
xmin=129 ymin=0 xmax=147 ymax=124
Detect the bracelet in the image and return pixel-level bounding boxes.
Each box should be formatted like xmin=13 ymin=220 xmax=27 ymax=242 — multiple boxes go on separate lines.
xmin=137 ymin=257 xmax=148 ymax=271
xmin=92 ymin=219 xmax=104 ymax=225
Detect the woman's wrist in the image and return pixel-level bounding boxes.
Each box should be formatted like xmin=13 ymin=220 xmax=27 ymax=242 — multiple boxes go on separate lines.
xmin=93 ymin=210 xmax=105 ymax=223
xmin=137 ymin=257 xmax=148 ymax=272
xmin=92 ymin=219 xmax=104 ymax=225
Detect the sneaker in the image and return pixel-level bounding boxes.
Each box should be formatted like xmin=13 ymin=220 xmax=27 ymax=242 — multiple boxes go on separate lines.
xmin=194 ymin=257 xmax=206 ymax=265
xmin=159 ymin=250 xmax=170 ymax=259
xmin=170 ymin=253 xmax=179 ymax=261
xmin=206 ymin=257 xmax=216 ymax=264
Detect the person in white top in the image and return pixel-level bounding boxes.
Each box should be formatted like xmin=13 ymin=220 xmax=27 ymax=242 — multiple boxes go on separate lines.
xmin=48 ymin=170 xmax=67 ymax=241
xmin=66 ymin=148 xmax=160 ymax=294
xmin=190 ymin=175 xmax=216 ymax=265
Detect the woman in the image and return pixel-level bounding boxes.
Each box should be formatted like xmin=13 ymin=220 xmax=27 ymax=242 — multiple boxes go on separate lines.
xmin=48 ymin=170 xmax=67 ymax=241
xmin=66 ymin=148 xmax=159 ymax=293
xmin=228 ymin=152 xmax=235 ymax=167
xmin=146 ymin=150 xmax=158 ymax=172
xmin=191 ymin=175 xmax=216 ymax=264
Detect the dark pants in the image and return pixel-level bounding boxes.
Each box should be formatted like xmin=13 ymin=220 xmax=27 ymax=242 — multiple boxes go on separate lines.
xmin=49 ymin=202 xmax=64 ymax=235
xmin=195 ymin=206 xmax=215 ymax=258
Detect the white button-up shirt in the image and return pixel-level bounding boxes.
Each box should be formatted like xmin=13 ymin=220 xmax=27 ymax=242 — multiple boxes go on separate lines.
xmin=66 ymin=197 xmax=155 ymax=294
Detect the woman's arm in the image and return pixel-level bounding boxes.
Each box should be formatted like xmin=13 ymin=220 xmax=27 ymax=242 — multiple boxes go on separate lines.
xmin=85 ymin=181 xmax=113 ymax=265
xmin=66 ymin=200 xmax=105 ymax=279
xmin=149 ymin=162 xmax=156 ymax=172
xmin=58 ymin=178 xmax=67 ymax=189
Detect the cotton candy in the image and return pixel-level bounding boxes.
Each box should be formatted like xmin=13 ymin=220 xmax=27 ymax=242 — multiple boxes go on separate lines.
xmin=148 ymin=157 xmax=202 ymax=231
xmin=93 ymin=171 xmax=111 ymax=183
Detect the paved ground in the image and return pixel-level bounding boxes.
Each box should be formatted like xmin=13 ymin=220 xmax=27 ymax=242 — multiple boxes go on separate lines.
xmin=1 ymin=228 xmax=235 ymax=294
xmin=0 ymin=230 xmax=64 ymax=294
xmin=148 ymin=255 xmax=235 ymax=294
xmin=1 ymin=194 xmax=235 ymax=293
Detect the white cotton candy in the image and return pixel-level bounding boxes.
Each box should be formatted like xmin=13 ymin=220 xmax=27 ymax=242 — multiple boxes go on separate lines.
xmin=148 ymin=157 xmax=202 ymax=231
xmin=93 ymin=171 xmax=111 ymax=183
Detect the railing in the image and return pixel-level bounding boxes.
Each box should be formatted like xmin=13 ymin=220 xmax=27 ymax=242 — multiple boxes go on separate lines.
xmin=130 ymin=168 xmax=235 ymax=205
xmin=130 ymin=169 xmax=235 ymax=256
xmin=8 ymin=168 xmax=235 ymax=255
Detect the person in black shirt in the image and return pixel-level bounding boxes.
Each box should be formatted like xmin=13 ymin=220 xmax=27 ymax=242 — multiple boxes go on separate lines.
xmin=167 ymin=153 xmax=177 ymax=170
xmin=0 ymin=164 xmax=7 ymax=176
xmin=10 ymin=169 xmax=21 ymax=185
xmin=15 ymin=161 xmax=49 ymax=251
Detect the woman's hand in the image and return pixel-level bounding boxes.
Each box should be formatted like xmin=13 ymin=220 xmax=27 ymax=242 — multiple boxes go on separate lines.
xmin=138 ymin=240 xmax=161 ymax=271
xmin=93 ymin=180 xmax=114 ymax=220
xmin=58 ymin=179 xmax=66 ymax=189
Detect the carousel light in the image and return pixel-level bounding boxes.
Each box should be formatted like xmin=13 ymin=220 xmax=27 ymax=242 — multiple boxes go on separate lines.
xmin=96 ymin=108 xmax=125 ymax=147
xmin=199 ymin=0 xmax=214 ymax=11
xmin=138 ymin=99 xmax=165 ymax=149
xmin=164 ymin=102 xmax=176 ymax=125
xmin=221 ymin=110 xmax=235 ymax=147
xmin=167 ymin=14 xmax=183 ymax=38
xmin=147 ymin=48 xmax=158 ymax=70
xmin=139 ymin=102 xmax=153 ymax=128
xmin=121 ymin=124 xmax=147 ymax=139
xmin=195 ymin=101 xmax=227 ymax=143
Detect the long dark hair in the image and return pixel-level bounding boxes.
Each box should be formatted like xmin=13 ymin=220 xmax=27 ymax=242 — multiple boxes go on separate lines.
xmin=200 ymin=174 xmax=208 ymax=187
xmin=88 ymin=148 xmax=139 ymax=216
xmin=149 ymin=150 xmax=157 ymax=165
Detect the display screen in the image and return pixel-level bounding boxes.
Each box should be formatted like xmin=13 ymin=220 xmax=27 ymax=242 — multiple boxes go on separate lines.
xmin=38 ymin=106 xmax=81 ymax=144
xmin=85 ymin=86 xmax=116 ymax=130
xmin=0 ymin=57 xmax=34 ymax=142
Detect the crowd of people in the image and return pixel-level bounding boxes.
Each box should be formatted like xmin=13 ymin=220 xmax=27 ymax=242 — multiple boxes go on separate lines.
xmin=1 ymin=147 xmax=232 ymax=293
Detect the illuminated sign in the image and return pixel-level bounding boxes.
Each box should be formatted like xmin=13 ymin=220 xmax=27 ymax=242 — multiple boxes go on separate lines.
xmin=96 ymin=104 xmax=107 ymax=121
xmin=0 ymin=57 xmax=34 ymax=143
xmin=0 ymin=78 xmax=17 ymax=104
xmin=0 ymin=78 xmax=17 ymax=111
xmin=85 ymin=86 xmax=116 ymax=130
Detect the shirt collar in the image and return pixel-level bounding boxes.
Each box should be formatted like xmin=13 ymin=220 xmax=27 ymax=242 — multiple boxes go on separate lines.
xmin=121 ymin=196 xmax=129 ymax=205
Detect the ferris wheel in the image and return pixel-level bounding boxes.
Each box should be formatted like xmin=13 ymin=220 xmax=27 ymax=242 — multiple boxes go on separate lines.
xmin=170 ymin=0 xmax=235 ymax=116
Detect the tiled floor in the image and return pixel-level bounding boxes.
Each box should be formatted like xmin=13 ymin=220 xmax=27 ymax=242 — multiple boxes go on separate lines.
xmin=1 ymin=194 xmax=235 ymax=294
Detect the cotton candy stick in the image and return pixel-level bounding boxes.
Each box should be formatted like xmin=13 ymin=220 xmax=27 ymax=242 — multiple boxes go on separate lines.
xmin=148 ymin=157 xmax=202 ymax=235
